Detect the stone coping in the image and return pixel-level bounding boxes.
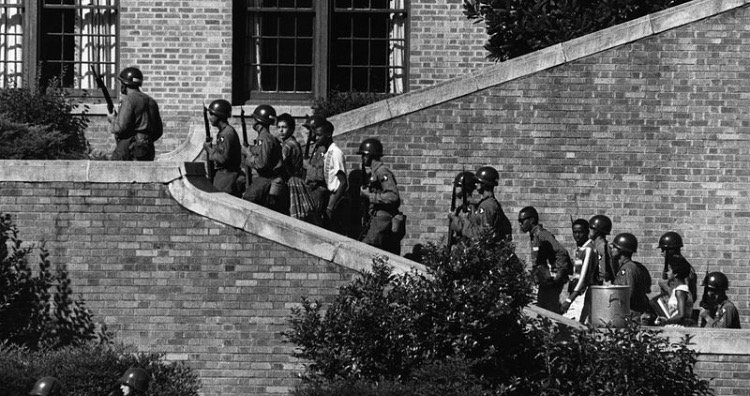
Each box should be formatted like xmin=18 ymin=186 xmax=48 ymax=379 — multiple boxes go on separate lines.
xmin=330 ymin=0 xmax=750 ymax=136
xmin=0 ymin=160 xmax=182 ymax=183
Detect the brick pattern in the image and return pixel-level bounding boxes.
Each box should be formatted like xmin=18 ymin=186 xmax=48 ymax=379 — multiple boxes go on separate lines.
xmin=696 ymin=355 xmax=750 ymax=395
xmin=334 ymin=6 xmax=750 ymax=327
xmin=0 ymin=181 xmax=357 ymax=396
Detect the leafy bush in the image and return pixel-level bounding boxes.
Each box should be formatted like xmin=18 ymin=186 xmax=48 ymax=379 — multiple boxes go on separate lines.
xmin=0 ymin=78 xmax=89 ymax=159
xmin=0 ymin=213 xmax=110 ymax=349
xmin=285 ymin=234 xmax=713 ymax=395
xmin=284 ymin=234 xmax=535 ymax=390
xmin=0 ymin=343 xmax=201 ymax=396
xmin=312 ymin=90 xmax=395 ymax=118
xmin=463 ymin=0 xmax=690 ymax=62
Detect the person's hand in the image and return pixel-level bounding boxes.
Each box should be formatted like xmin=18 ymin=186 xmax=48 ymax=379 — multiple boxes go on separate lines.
xmin=654 ymin=316 xmax=668 ymax=326
xmin=448 ymin=213 xmax=461 ymax=232
xmin=360 ymin=186 xmax=373 ymax=200
xmin=203 ymin=141 xmax=211 ymax=151
xmin=561 ymin=299 xmax=572 ymax=314
xmin=106 ymin=110 xmax=116 ymax=123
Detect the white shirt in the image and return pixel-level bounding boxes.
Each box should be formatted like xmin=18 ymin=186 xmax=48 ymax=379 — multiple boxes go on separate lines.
xmin=323 ymin=142 xmax=346 ymax=192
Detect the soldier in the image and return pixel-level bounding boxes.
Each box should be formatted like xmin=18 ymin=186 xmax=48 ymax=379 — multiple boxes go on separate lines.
xmin=448 ymin=166 xmax=512 ymax=242
xmin=304 ymin=118 xmax=347 ymax=233
xmin=699 ymin=271 xmax=740 ymax=329
xmin=610 ymin=233 xmax=652 ymax=318
xmin=242 ymin=104 xmax=283 ymax=210
xmin=108 ymin=67 xmax=163 ymax=161
xmin=119 ymin=367 xmax=149 ymax=396
xmin=657 ymin=231 xmax=698 ymax=303
xmin=359 ymin=138 xmax=401 ymax=254
xmin=561 ymin=218 xmax=598 ymax=323
xmin=203 ymin=99 xmax=241 ymax=196
xmin=447 ymin=171 xmax=477 ymax=247
xmin=518 ymin=206 xmax=572 ymax=313
xmin=589 ymin=215 xmax=614 ymax=284
xmin=29 ymin=377 xmax=62 ymax=396
xmin=277 ymin=113 xmax=315 ymax=221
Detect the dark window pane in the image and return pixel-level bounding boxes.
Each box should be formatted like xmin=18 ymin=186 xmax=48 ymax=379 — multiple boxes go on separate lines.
xmin=371 ymin=0 xmax=388 ymax=8
xmin=298 ymin=39 xmax=313 ymax=64
xmin=278 ymin=14 xmax=296 ymax=36
xmin=332 ymin=14 xmax=351 ymax=38
xmin=262 ymin=0 xmax=278 ymax=7
xmin=353 ymin=0 xmax=369 ymax=9
xmin=278 ymin=0 xmax=295 ymax=7
xmin=331 ymin=67 xmax=350 ymax=91
xmin=352 ymin=41 xmax=368 ymax=65
xmin=336 ymin=0 xmax=352 ymax=8
xmin=332 ymin=41 xmax=352 ymax=66
xmin=278 ymin=66 xmax=294 ymax=91
xmin=352 ymin=68 xmax=368 ymax=91
xmin=297 ymin=0 xmax=312 ymax=7
xmin=296 ymin=66 xmax=312 ymax=91
xmin=371 ymin=13 xmax=387 ymax=37
xmin=260 ymin=66 xmax=278 ymax=91
xmin=278 ymin=38 xmax=295 ymax=63
xmin=370 ymin=68 xmax=386 ymax=93
xmin=370 ymin=39 xmax=387 ymax=65
xmin=260 ymin=14 xmax=278 ymax=36
xmin=298 ymin=14 xmax=313 ymax=36
xmin=260 ymin=38 xmax=278 ymax=63
xmin=353 ymin=14 xmax=369 ymax=37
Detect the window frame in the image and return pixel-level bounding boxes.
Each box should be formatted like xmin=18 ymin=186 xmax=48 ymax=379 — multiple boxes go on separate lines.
xmin=233 ymin=0 xmax=408 ymax=105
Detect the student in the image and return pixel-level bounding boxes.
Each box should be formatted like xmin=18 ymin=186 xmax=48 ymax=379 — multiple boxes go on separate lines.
xmin=699 ymin=271 xmax=740 ymax=329
xmin=654 ymin=256 xmax=694 ymax=327
xmin=561 ymin=219 xmax=598 ymax=323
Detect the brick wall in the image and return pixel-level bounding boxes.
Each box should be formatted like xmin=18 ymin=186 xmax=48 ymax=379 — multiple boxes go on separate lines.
xmin=0 ymin=180 xmax=357 ymax=396
xmin=334 ymin=5 xmax=750 ymax=324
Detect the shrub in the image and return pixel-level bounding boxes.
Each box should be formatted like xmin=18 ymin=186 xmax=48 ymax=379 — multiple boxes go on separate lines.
xmin=463 ymin=0 xmax=690 ymax=62
xmin=0 ymin=343 xmax=201 ymax=396
xmin=0 ymin=213 xmax=110 ymax=349
xmin=312 ymin=90 xmax=395 ymax=118
xmin=0 ymin=77 xmax=89 ymax=159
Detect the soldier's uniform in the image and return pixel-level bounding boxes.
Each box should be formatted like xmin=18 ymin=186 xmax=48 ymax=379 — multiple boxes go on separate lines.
xmin=110 ymin=90 xmax=162 ymax=161
xmin=243 ymin=124 xmax=282 ymax=208
xmin=207 ymin=123 xmax=241 ymax=196
xmin=701 ymin=299 xmax=740 ymax=329
xmin=305 ymin=142 xmax=328 ymax=218
xmin=613 ymin=257 xmax=652 ymax=314
xmin=361 ymin=160 xmax=401 ymax=254
xmin=529 ymin=223 xmax=573 ymax=313
xmin=453 ymin=195 xmax=512 ymax=242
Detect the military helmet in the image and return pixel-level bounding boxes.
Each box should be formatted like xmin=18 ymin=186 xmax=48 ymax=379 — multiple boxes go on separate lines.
xmin=252 ymin=104 xmax=277 ymax=125
xmin=518 ymin=206 xmax=539 ymax=222
xmin=207 ymin=99 xmax=232 ymax=120
xmin=453 ymin=171 xmax=477 ymax=188
xmin=302 ymin=115 xmax=327 ymax=130
xmin=118 ymin=67 xmax=143 ymax=87
xmin=475 ymin=166 xmax=499 ymax=187
xmin=589 ymin=215 xmax=612 ymax=235
xmin=357 ymin=138 xmax=383 ymax=157
xmin=120 ymin=367 xmax=149 ymax=393
xmin=658 ymin=231 xmax=683 ymax=250
xmin=29 ymin=377 xmax=61 ymax=396
xmin=612 ymin=232 xmax=638 ymax=254
xmin=704 ymin=271 xmax=729 ymax=291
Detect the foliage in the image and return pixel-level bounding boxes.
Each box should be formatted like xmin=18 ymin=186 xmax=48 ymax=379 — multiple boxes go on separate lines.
xmin=463 ymin=0 xmax=690 ymax=62
xmin=0 ymin=343 xmax=201 ymax=396
xmin=0 ymin=77 xmax=89 ymax=159
xmin=285 ymin=234 xmax=713 ymax=395
xmin=312 ymin=90 xmax=395 ymax=118
xmin=0 ymin=213 xmax=110 ymax=350
xmin=284 ymin=234 xmax=535 ymax=390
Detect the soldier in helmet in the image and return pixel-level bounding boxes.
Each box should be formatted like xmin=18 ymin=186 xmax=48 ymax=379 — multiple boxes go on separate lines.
xmin=120 ymin=367 xmax=149 ymax=396
xmin=448 ymin=166 xmax=512 ymax=242
xmin=699 ymin=271 xmax=740 ymax=328
xmin=108 ymin=66 xmax=163 ymax=161
xmin=303 ymin=117 xmax=348 ymax=233
xmin=589 ymin=215 xmax=614 ymax=283
xmin=203 ymin=99 xmax=241 ymax=196
xmin=518 ymin=206 xmax=573 ymax=313
xmin=29 ymin=376 xmax=62 ymax=396
xmin=656 ymin=231 xmax=697 ymax=303
xmin=610 ymin=233 xmax=652 ymax=319
xmin=358 ymin=138 xmax=401 ymax=254
xmin=242 ymin=104 xmax=283 ymax=211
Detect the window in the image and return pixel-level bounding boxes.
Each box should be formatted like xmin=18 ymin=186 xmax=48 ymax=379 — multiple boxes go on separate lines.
xmin=0 ymin=0 xmax=118 ymax=94
xmin=234 ymin=0 xmax=406 ymax=103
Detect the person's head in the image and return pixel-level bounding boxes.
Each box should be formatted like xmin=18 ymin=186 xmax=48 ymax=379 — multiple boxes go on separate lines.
xmin=120 ymin=367 xmax=149 ymax=396
xmin=611 ymin=232 xmax=637 ymax=260
xmin=251 ymin=104 xmax=276 ymax=131
xmin=313 ymin=120 xmax=334 ymax=146
xmin=118 ymin=66 xmax=143 ymax=94
xmin=518 ymin=206 xmax=539 ymax=233
xmin=571 ymin=218 xmax=589 ymax=247
xmin=453 ymin=171 xmax=477 ymax=199
xmin=207 ymin=99 xmax=231 ymax=126
xmin=588 ymin=214 xmax=612 ymax=240
xmin=658 ymin=231 xmax=683 ymax=257
xmin=357 ymin=138 xmax=383 ymax=166
xmin=276 ymin=113 xmax=295 ymax=140
xmin=29 ymin=377 xmax=62 ymax=396
xmin=474 ymin=166 xmax=499 ymax=194
xmin=666 ymin=255 xmax=691 ymax=282
xmin=704 ymin=271 xmax=729 ymax=305
xmin=302 ymin=115 xmax=326 ymax=142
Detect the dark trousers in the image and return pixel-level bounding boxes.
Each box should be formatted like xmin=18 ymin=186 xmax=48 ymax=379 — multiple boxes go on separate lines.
xmin=244 ymin=175 xmax=273 ymax=209
xmin=213 ymin=169 xmax=240 ymax=197
xmin=111 ymin=136 xmax=155 ymax=161
xmin=362 ymin=211 xmax=399 ymax=254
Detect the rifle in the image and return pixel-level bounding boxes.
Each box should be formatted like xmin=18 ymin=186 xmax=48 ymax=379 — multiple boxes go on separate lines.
xmin=240 ymin=107 xmax=251 ymax=190
xmin=303 ymin=115 xmax=313 ymax=160
xmin=699 ymin=262 xmax=711 ymax=310
xmin=89 ymin=65 xmax=114 ymax=113
xmin=202 ymin=105 xmax=215 ymax=182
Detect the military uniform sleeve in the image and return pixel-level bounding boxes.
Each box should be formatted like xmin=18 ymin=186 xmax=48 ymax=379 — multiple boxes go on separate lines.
xmin=460 ymin=201 xmax=495 ymax=239
xmin=149 ymin=98 xmax=163 ymax=139
xmin=208 ymin=128 xmax=234 ymax=167
xmin=372 ymin=168 xmax=399 ymax=205
xmin=110 ymin=96 xmax=135 ymax=136
xmin=246 ymin=134 xmax=272 ymax=171
xmin=719 ymin=303 xmax=741 ymax=328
